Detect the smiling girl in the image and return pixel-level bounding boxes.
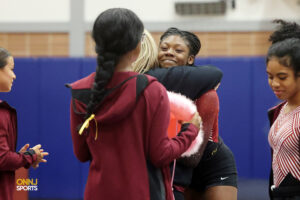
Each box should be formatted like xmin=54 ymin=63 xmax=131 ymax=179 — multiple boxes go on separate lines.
xmin=266 ymin=20 xmax=300 ymax=200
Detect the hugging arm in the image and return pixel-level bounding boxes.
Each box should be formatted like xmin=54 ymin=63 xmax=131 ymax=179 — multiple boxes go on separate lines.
xmin=146 ymin=65 xmax=222 ymax=100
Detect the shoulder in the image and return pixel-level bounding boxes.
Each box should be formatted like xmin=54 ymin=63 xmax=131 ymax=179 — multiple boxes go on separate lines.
xmin=69 ymin=73 xmax=95 ymax=90
xmin=144 ymin=77 xmax=166 ymax=95
xmin=268 ymin=102 xmax=285 ymax=125
xmin=0 ymin=102 xmax=14 ymax=135
xmin=268 ymin=102 xmax=285 ymax=116
xmin=197 ymin=90 xmax=219 ymax=102
xmin=66 ymin=73 xmax=96 ymax=105
xmin=196 ymin=65 xmax=223 ymax=73
xmin=143 ymin=76 xmax=167 ymax=101
xmin=180 ymin=65 xmax=223 ymax=79
xmin=139 ymin=74 xmax=157 ymax=83
xmin=268 ymin=102 xmax=285 ymax=112
xmin=0 ymin=101 xmax=15 ymax=113
xmin=200 ymin=89 xmax=218 ymax=98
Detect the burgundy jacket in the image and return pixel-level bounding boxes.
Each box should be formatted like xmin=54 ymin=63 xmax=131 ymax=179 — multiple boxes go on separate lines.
xmin=267 ymin=102 xmax=285 ymax=200
xmin=69 ymin=71 xmax=199 ymax=200
xmin=0 ymin=100 xmax=37 ymax=200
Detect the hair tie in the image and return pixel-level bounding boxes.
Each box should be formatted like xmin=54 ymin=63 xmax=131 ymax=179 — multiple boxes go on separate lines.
xmin=79 ymin=114 xmax=99 ymax=140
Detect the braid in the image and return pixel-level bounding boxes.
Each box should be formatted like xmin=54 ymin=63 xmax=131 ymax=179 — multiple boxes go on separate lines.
xmin=85 ymin=50 xmax=119 ymax=118
xmin=84 ymin=8 xmax=143 ymax=119
xmin=182 ymin=30 xmax=201 ymax=56
xmin=269 ymin=19 xmax=300 ymax=44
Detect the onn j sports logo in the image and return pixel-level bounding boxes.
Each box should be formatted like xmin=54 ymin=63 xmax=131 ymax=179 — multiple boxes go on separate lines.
xmin=16 ymin=179 xmax=38 ymax=191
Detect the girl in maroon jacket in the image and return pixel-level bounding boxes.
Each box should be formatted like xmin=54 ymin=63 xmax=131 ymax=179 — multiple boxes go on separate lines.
xmin=69 ymin=8 xmax=201 ymax=200
xmin=0 ymin=47 xmax=48 ymax=200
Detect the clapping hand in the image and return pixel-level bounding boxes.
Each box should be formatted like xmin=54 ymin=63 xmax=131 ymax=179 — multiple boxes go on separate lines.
xmin=19 ymin=143 xmax=30 ymax=154
xmin=31 ymin=144 xmax=49 ymax=168
xmin=19 ymin=143 xmax=49 ymax=168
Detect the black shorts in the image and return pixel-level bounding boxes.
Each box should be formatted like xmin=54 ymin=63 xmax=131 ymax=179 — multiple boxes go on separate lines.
xmin=273 ymin=196 xmax=300 ymax=200
xmin=189 ymin=139 xmax=238 ymax=192
xmin=271 ymin=173 xmax=300 ymax=200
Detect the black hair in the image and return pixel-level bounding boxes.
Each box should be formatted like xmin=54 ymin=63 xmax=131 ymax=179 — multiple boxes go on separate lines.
xmin=269 ymin=19 xmax=300 ymax=44
xmin=0 ymin=47 xmax=11 ymax=69
xmin=160 ymin=27 xmax=201 ymax=60
xmin=266 ymin=19 xmax=300 ymax=76
xmin=86 ymin=8 xmax=144 ymax=118
xmin=267 ymin=38 xmax=300 ymax=76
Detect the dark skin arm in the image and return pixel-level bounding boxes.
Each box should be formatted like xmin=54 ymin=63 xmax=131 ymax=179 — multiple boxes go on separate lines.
xmin=177 ymin=90 xmax=219 ymax=167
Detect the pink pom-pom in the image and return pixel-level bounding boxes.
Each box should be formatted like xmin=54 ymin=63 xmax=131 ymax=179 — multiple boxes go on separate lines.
xmin=167 ymin=91 xmax=197 ymax=121
xmin=181 ymin=125 xmax=204 ymax=157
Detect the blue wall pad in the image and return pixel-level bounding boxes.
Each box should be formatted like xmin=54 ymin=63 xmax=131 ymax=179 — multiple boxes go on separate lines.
xmin=0 ymin=57 xmax=279 ymax=199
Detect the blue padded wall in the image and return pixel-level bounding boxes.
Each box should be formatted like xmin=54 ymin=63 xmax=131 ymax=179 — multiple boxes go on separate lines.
xmin=214 ymin=58 xmax=253 ymax=178
xmin=196 ymin=58 xmax=253 ymax=177
xmin=35 ymin=59 xmax=83 ymax=199
xmin=0 ymin=57 xmax=279 ymax=199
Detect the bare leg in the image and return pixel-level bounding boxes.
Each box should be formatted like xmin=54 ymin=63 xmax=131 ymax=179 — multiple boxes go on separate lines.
xmin=202 ymin=186 xmax=237 ymax=200
xmin=184 ymin=188 xmax=204 ymax=200
xmin=184 ymin=186 xmax=237 ymax=200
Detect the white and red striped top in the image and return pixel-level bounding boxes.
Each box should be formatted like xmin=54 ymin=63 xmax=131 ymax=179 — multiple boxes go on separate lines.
xmin=268 ymin=103 xmax=300 ymax=187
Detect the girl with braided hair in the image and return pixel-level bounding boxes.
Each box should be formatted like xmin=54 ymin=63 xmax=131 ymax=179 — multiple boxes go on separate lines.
xmin=266 ymin=20 xmax=300 ymax=200
xmin=68 ymin=8 xmax=201 ymax=200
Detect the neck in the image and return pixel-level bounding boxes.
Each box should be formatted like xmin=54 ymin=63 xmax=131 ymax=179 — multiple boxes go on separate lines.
xmin=115 ymin=63 xmax=132 ymax=72
xmin=114 ymin=53 xmax=134 ymax=72
xmin=286 ymin=92 xmax=300 ymax=111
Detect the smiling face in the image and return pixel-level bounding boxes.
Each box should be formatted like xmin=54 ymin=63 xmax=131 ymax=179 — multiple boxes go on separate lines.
xmin=267 ymin=58 xmax=300 ymax=102
xmin=0 ymin=56 xmax=16 ymax=92
xmin=158 ymin=35 xmax=194 ymax=68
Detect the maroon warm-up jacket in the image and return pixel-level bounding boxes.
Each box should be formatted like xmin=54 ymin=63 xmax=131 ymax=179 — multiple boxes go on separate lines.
xmin=69 ymin=71 xmax=199 ymax=200
xmin=0 ymin=100 xmax=37 ymax=200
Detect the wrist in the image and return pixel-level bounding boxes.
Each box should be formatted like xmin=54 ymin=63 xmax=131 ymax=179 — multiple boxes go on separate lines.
xmin=24 ymin=149 xmax=36 ymax=156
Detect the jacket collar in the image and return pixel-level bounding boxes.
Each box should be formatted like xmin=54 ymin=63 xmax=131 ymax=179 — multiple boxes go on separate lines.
xmin=267 ymin=101 xmax=285 ymax=126
xmin=0 ymin=100 xmax=16 ymax=112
